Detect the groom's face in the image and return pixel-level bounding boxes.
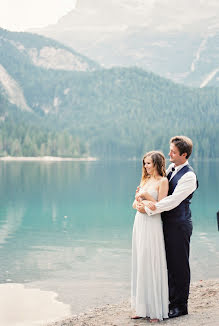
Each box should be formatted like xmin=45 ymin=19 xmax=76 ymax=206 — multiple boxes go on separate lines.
xmin=169 ymin=143 xmax=186 ymax=166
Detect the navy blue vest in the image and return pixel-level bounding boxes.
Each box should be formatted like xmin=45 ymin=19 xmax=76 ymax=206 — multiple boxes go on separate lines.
xmin=162 ymin=165 xmax=198 ymax=224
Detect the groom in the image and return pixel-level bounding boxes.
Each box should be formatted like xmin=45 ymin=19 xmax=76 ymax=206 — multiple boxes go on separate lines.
xmin=138 ymin=135 xmax=198 ymax=318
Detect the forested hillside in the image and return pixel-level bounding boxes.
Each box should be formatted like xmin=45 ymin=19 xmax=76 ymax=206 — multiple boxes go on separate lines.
xmin=0 ymin=29 xmax=218 ymax=159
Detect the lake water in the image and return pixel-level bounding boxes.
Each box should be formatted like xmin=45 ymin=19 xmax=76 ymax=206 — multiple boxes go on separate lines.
xmin=0 ymin=160 xmax=218 ymax=324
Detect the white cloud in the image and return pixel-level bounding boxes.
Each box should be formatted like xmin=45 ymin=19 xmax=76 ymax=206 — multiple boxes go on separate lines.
xmin=0 ymin=0 xmax=77 ymax=31
xmin=2 ymin=0 xmax=219 ymax=32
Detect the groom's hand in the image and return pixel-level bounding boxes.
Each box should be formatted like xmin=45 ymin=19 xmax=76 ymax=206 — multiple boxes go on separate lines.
xmin=146 ymin=201 xmax=156 ymax=211
xmin=136 ymin=202 xmax=146 ymax=213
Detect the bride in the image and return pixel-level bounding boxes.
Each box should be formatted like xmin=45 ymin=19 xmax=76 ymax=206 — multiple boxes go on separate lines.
xmin=131 ymin=151 xmax=169 ymax=322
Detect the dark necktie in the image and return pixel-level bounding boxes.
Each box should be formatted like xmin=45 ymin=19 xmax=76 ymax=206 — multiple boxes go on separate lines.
xmin=167 ymin=167 xmax=175 ymax=181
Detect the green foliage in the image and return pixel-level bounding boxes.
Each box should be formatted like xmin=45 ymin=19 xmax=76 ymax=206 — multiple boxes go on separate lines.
xmin=0 ymin=28 xmax=219 ymax=159
xmin=0 ymin=118 xmax=89 ymax=158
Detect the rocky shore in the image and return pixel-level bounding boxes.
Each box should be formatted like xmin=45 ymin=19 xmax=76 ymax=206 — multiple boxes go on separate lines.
xmin=46 ymin=279 xmax=219 ymax=326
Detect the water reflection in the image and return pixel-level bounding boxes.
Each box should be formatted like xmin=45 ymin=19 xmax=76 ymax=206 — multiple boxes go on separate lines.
xmin=0 ymin=205 xmax=24 ymax=247
xmin=0 ymin=160 xmax=218 ymax=314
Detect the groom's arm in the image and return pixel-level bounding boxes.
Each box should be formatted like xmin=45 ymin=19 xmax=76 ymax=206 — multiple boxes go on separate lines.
xmin=144 ymin=172 xmax=197 ymax=216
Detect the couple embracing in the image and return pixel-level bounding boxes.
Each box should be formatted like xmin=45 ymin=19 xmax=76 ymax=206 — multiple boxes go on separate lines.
xmin=131 ymin=135 xmax=198 ymax=323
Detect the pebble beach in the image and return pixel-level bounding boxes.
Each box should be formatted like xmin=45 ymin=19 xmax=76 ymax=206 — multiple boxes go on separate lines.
xmin=46 ymin=279 xmax=219 ymax=326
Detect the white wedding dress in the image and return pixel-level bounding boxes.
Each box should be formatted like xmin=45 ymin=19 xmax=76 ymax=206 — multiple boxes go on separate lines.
xmin=131 ymin=186 xmax=169 ymax=320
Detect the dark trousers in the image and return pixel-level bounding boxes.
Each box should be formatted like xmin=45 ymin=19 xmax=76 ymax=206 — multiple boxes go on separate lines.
xmin=163 ymin=221 xmax=192 ymax=308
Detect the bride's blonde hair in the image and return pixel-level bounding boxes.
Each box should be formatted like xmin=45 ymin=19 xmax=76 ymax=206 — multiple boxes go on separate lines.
xmin=140 ymin=151 xmax=166 ymax=186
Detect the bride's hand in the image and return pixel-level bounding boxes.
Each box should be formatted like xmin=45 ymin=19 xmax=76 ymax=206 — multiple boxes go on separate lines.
xmin=136 ymin=202 xmax=145 ymax=213
xmin=135 ymin=193 xmax=142 ymax=201
xmin=146 ymin=201 xmax=156 ymax=211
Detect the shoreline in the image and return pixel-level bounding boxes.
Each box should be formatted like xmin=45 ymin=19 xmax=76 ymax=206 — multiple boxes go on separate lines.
xmin=46 ymin=279 xmax=219 ymax=326
xmin=0 ymin=283 xmax=71 ymax=326
xmin=0 ymin=156 xmax=97 ymax=161
xmin=0 ymin=156 xmax=219 ymax=162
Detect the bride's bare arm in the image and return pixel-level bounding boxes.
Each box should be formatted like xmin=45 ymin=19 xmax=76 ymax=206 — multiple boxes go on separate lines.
xmin=133 ymin=185 xmax=142 ymax=209
xmin=140 ymin=192 xmax=157 ymax=203
xmin=158 ymin=177 xmax=169 ymax=201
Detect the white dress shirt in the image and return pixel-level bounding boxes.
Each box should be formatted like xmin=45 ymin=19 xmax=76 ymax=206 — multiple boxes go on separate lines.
xmin=144 ymin=161 xmax=197 ymax=216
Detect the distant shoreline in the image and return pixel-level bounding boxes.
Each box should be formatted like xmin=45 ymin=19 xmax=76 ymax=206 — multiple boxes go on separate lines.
xmin=0 ymin=156 xmax=218 ymax=162
xmin=0 ymin=156 xmax=97 ymax=162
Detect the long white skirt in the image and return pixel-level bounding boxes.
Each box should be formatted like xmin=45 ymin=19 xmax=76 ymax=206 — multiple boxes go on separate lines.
xmin=131 ymin=211 xmax=169 ymax=320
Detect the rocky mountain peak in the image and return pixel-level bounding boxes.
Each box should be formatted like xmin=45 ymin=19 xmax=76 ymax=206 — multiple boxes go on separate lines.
xmin=32 ymin=1 xmax=219 ymax=87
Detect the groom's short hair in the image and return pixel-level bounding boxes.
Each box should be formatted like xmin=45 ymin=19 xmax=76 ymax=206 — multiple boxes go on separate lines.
xmin=170 ymin=136 xmax=193 ymax=159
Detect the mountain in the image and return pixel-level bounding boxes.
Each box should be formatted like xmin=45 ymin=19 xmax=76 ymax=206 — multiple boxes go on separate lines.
xmin=0 ymin=27 xmax=99 ymax=73
xmin=0 ymin=27 xmax=99 ymax=113
xmin=31 ymin=0 xmax=219 ymax=87
xmin=0 ymin=28 xmax=218 ymax=159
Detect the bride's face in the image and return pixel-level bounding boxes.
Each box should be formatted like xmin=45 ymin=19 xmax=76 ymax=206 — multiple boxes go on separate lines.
xmin=144 ymin=156 xmax=155 ymax=175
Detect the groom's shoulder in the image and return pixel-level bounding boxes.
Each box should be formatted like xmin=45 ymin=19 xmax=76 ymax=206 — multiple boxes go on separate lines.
xmin=187 ymin=163 xmax=196 ymax=174
xmin=185 ymin=164 xmax=198 ymax=189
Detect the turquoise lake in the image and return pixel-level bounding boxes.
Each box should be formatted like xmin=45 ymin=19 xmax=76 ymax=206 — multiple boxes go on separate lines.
xmin=0 ymin=160 xmax=218 ymax=315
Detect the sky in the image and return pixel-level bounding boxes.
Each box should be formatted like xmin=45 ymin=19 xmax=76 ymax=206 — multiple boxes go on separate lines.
xmin=1 ymin=0 xmax=219 ymax=32
xmin=0 ymin=0 xmax=77 ymax=31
